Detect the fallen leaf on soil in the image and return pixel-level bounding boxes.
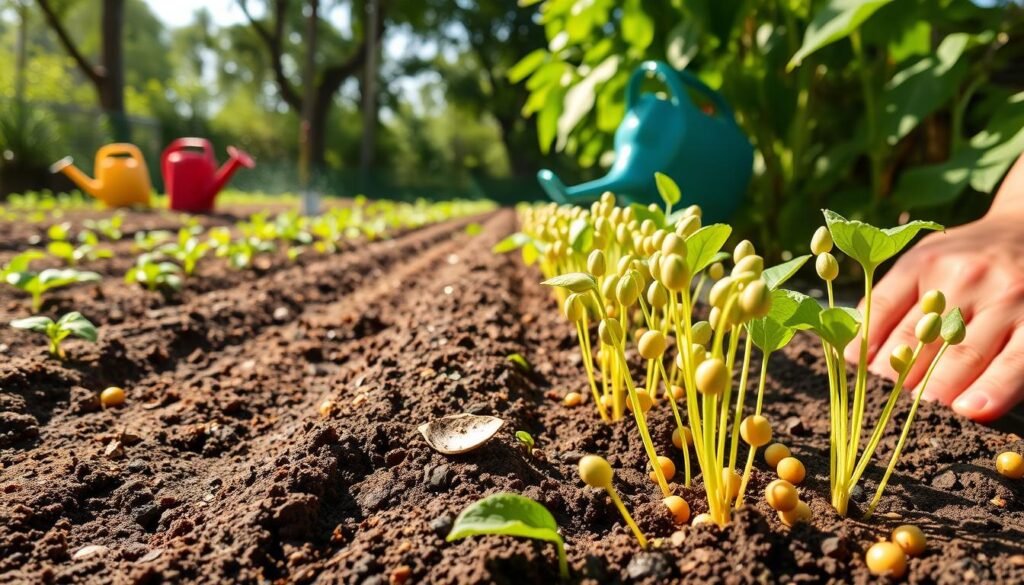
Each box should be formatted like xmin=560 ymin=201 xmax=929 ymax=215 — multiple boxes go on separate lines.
xmin=418 ymin=413 xmax=504 ymax=454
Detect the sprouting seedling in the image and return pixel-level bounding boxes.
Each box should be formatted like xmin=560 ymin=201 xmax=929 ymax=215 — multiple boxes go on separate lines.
xmin=227 ymin=236 xmax=276 ymax=269
xmin=125 ymin=254 xmax=183 ymax=293
xmin=578 ymin=455 xmax=646 ymax=548
xmin=507 ymin=353 xmax=531 ymax=371
xmin=447 ymin=493 xmax=568 ymax=579
xmin=10 ymin=311 xmax=97 ymax=359
xmin=796 ymin=210 xmax=958 ymax=517
xmin=83 ymin=212 xmax=123 ymax=240
xmin=133 ymin=230 xmax=173 ymax=252
xmin=5 ymin=263 xmax=101 ymax=312
xmin=48 ymin=230 xmax=113 ymax=266
xmin=515 ymin=430 xmax=535 ymax=454
xmin=158 ymin=228 xmax=210 ymax=276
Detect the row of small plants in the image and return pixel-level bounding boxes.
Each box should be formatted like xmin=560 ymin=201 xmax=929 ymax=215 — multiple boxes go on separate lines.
xmin=3 ymin=198 xmax=494 ymax=358
xmin=444 ymin=174 xmax=1014 ymax=581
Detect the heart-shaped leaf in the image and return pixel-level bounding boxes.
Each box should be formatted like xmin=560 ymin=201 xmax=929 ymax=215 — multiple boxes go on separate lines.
xmin=823 ymin=209 xmax=942 ymax=273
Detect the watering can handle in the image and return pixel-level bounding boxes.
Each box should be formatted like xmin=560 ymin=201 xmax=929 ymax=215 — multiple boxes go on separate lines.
xmin=627 ymin=61 xmax=736 ymax=120
xmin=97 ymin=143 xmax=145 ymax=163
xmin=163 ymin=138 xmax=213 ymax=158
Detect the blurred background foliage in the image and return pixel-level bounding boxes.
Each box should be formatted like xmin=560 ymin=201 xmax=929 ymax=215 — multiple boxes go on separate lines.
xmin=515 ymin=0 xmax=1024 ymax=255
xmin=0 ymin=0 xmax=1023 ymax=256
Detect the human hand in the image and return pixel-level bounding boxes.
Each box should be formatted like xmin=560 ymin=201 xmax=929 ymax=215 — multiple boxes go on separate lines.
xmin=844 ymin=156 xmax=1024 ymax=423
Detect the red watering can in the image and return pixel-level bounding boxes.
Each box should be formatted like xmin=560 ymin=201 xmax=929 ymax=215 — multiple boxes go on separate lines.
xmin=161 ymin=138 xmax=254 ymax=213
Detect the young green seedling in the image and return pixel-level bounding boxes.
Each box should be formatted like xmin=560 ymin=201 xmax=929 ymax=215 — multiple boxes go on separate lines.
xmin=10 ymin=311 xmax=97 ymax=359
xmin=159 ymin=228 xmax=210 ymax=276
xmin=795 ymin=210 xmax=963 ymax=517
xmin=126 ymin=254 xmax=183 ymax=293
xmin=47 ymin=229 xmax=113 ymax=266
xmin=579 ymin=455 xmax=646 ymax=548
xmin=83 ymin=213 xmax=123 ymax=240
xmin=133 ymin=230 xmax=173 ymax=252
xmin=515 ymin=430 xmax=536 ymax=454
xmin=5 ymin=261 xmax=101 ymax=312
xmin=447 ymin=493 xmax=568 ymax=579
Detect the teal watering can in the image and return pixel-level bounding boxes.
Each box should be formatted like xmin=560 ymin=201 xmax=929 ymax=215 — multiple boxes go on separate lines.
xmin=537 ymin=61 xmax=753 ymax=222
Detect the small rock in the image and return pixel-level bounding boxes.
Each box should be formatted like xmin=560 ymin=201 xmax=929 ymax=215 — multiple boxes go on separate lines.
xmin=429 ymin=514 xmax=453 ymax=538
xmin=273 ymin=307 xmax=290 ymax=321
xmin=390 ymin=565 xmax=412 ymax=585
xmin=784 ymin=417 xmax=809 ymax=436
xmin=669 ymin=531 xmax=686 ymax=547
xmin=625 ymin=552 xmax=670 ymax=580
xmin=850 ymin=485 xmax=864 ymax=501
xmin=931 ymin=470 xmax=959 ymax=490
xmin=821 ymin=536 xmax=849 ymax=560
xmin=73 ymin=545 xmax=109 ymax=560
xmin=104 ymin=440 xmax=124 ymax=459
xmin=138 ymin=548 xmax=163 ymax=563
xmin=425 ymin=464 xmax=450 ymax=490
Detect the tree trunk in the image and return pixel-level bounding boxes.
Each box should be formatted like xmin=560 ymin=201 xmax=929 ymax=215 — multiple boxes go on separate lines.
xmin=100 ymin=0 xmax=128 ymax=140
xmin=299 ymin=0 xmax=319 ymax=188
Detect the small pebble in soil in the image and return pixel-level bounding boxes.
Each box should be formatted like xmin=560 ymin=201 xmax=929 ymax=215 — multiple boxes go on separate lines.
xmin=429 ymin=514 xmax=453 ymax=539
xmin=390 ymin=565 xmax=412 ymax=585
xmin=821 ymin=536 xmax=850 ymax=560
xmin=932 ymin=469 xmax=959 ymax=490
xmin=273 ymin=307 xmax=290 ymax=321
xmin=625 ymin=552 xmax=671 ymax=580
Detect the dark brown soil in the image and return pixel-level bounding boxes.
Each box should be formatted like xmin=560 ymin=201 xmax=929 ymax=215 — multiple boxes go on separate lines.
xmin=1 ymin=208 xmax=1022 ymax=585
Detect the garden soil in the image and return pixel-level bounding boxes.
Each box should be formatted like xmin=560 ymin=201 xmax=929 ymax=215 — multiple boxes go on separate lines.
xmin=1 ymin=208 xmax=1022 ymax=584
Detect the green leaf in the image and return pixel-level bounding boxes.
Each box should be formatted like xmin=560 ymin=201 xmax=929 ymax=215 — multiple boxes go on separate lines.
xmin=823 ymin=209 xmax=942 ymax=273
xmin=788 ymin=0 xmax=894 ymax=70
xmin=447 ymin=493 xmax=567 ymax=579
xmin=881 ymin=33 xmax=970 ymax=146
xmin=10 ymin=315 xmax=54 ymax=332
xmin=685 ymin=224 xmax=732 ymax=274
xmin=557 ymin=56 xmax=620 ymax=150
xmin=568 ymin=218 xmax=593 ymax=253
xmin=778 ymin=289 xmax=825 ymax=331
xmin=464 ymin=223 xmax=483 ymax=236
xmin=515 ymin=431 xmax=535 ymax=451
xmin=47 ymin=241 xmax=75 ymax=260
xmin=762 ymin=255 xmax=811 ymax=291
xmin=654 ymin=173 xmax=681 ymax=208
xmin=3 ymin=251 xmax=45 ymax=274
xmin=541 ymin=272 xmax=597 ymax=293
xmin=622 ymin=0 xmax=654 ymax=51
xmin=817 ymin=307 xmax=862 ymax=350
xmin=941 ymin=307 xmax=966 ymax=343
xmin=509 ymin=49 xmax=548 ymax=84
xmin=47 ymin=223 xmax=70 ymax=241
xmin=629 ymin=203 xmax=665 ymax=229
xmin=493 ymin=233 xmax=532 ymax=254
xmin=57 ymin=312 xmax=97 ymax=342
xmin=748 ymin=315 xmax=795 ymax=354
xmin=507 ymin=353 xmax=531 ymax=372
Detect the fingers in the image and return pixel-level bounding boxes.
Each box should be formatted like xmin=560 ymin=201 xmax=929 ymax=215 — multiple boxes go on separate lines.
xmin=868 ymin=308 xmax=924 ymax=381
xmin=844 ymin=264 xmax=918 ymax=365
xmin=951 ymin=326 xmax=1024 ymax=423
xmin=918 ymin=309 xmax=1011 ymax=404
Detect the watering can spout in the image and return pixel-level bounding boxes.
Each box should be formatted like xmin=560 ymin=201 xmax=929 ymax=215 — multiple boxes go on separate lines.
xmin=537 ymin=168 xmax=631 ymax=205
xmin=50 ymin=156 xmax=100 ymax=198
xmin=210 ymin=146 xmax=255 ymax=199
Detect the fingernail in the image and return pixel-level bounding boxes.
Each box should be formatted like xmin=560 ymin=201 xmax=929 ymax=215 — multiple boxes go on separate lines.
xmin=953 ymin=392 xmax=988 ymax=413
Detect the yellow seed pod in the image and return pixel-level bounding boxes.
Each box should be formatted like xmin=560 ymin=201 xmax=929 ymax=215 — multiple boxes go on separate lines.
xmin=675 ymin=215 xmax=701 ymax=238
xmin=740 ymin=280 xmax=772 ymax=319
xmin=602 ymin=274 xmax=619 ymax=301
xmin=691 ymin=513 xmax=713 ymax=526
xmin=710 ymin=304 xmax=739 ymax=331
xmin=605 ymin=303 xmax=618 ymax=319
xmin=579 ymin=455 xmax=614 ymax=488
xmin=764 ymin=443 xmax=791 ymax=469
xmin=891 ymin=525 xmax=927 ymax=557
xmin=691 ymin=321 xmax=712 ymax=346
xmin=733 ymin=239 xmax=755 ymax=263
xmin=865 ymin=541 xmax=907 ymax=579
xmin=552 ymin=239 xmax=565 ymax=259
xmin=708 ymin=262 xmax=725 ymax=281
xmin=663 ymin=495 xmax=691 ymax=524
xmin=599 ymin=318 xmax=623 ymax=346
xmin=563 ymin=392 xmax=583 ymax=407
xmin=721 ymin=468 xmax=741 ymax=499
xmin=690 ymin=343 xmax=706 ymax=368
xmin=889 ymin=344 xmax=913 ymax=375
xmin=765 ymin=479 xmax=799 ymax=512
xmin=626 ymin=389 xmax=654 ymax=413
xmin=659 ymin=254 xmax=690 ymax=291
xmin=672 ymin=427 xmax=693 ymax=449
xmin=810 ymin=226 xmax=833 ymax=255
xmin=661 ymin=232 xmax=687 ymax=257
xmin=919 ymin=290 xmax=946 ymax=317
xmin=563 ymin=293 xmax=585 ymax=322
xmin=587 ymin=249 xmax=607 ymax=277
xmin=100 ymin=386 xmax=126 ymax=408
xmin=616 ymin=273 xmax=641 ymax=307
xmin=640 ymin=219 xmax=656 ymax=236
xmin=696 ymin=358 xmax=728 ymax=395
xmin=649 ymin=455 xmax=676 ymax=483
xmin=600 ymin=191 xmax=615 ymax=206
xmin=648 ymin=251 xmax=663 ymax=280
xmin=647 ymin=281 xmax=668 ymax=309
xmin=732 ymin=254 xmax=763 ymax=277
xmin=740 ymin=415 xmax=772 ymax=447
xmin=651 ymin=229 xmax=668 ymax=252
xmin=682 ymin=204 xmax=702 ymax=218
xmin=709 ymin=307 xmax=723 ymax=331
xmin=996 ymin=451 xmax=1024 ymax=479
xmin=617 ymin=253 xmax=635 ymax=277
xmin=638 ymin=330 xmax=667 ymax=360
xmin=777 ymin=457 xmax=806 ymax=485
xmin=709 ymin=276 xmax=735 ymax=308
xmin=616 ymin=223 xmax=630 ymax=245
xmin=319 ymin=399 xmax=336 ymax=418
xmin=915 ymin=312 xmax=942 ymax=343
xmin=816 ymin=253 xmax=839 ymax=281
xmin=778 ymin=500 xmax=812 ymax=527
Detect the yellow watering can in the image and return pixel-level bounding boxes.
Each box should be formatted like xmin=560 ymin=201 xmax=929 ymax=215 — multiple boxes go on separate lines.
xmin=50 ymin=143 xmax=152 ymax=208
